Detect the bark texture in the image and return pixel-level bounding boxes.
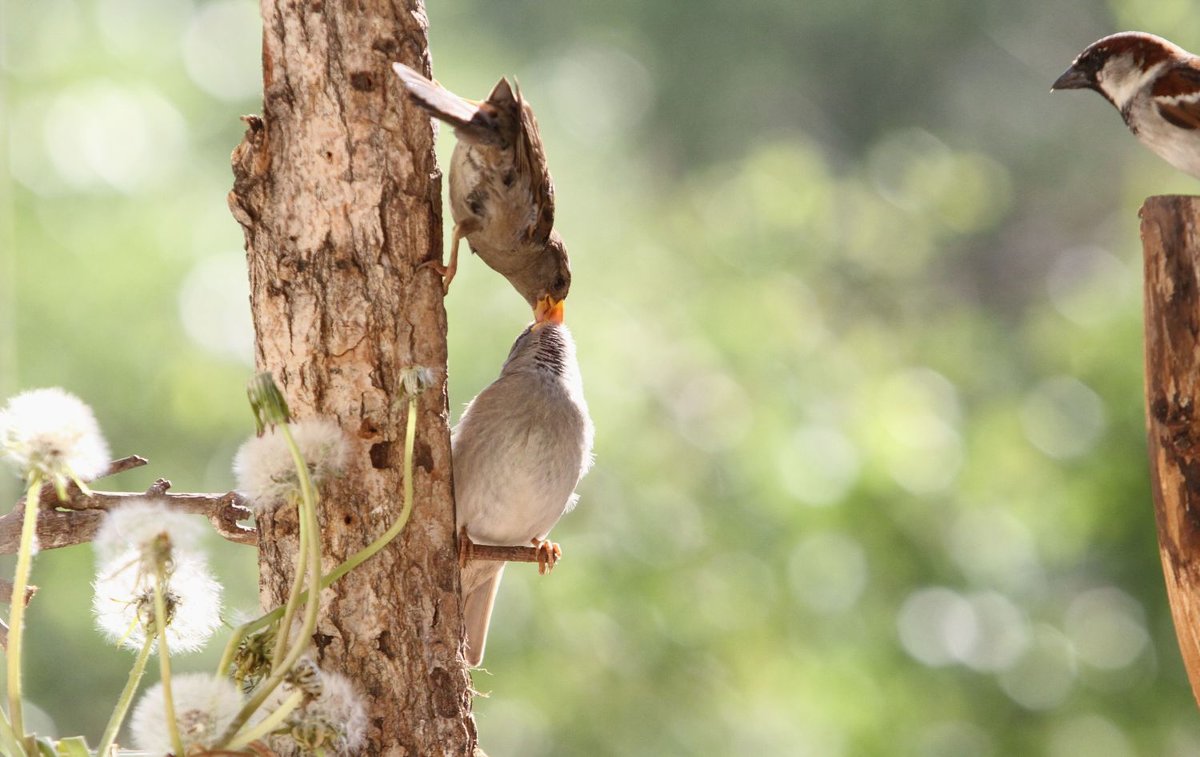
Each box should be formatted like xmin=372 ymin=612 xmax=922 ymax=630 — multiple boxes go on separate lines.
xmin=228 ymin=2 xmax=475 ymax=753
xmin=1142 ymin=195 xmax=1200 ymax=709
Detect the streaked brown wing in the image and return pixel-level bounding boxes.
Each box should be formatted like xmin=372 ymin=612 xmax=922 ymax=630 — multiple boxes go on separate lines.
xmin=514 ymin=86 xmax=556 ymax=246
xmin=1153 ymin=63 xmax=1200 ymax=130
xmin=392 ymin=63 xmax=507 ymax=144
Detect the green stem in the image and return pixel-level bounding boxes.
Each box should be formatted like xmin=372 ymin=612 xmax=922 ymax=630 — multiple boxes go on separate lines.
xmin=216 ymin=399 xmax=420 ymax=748
xmin=0 ymin=721 xmax=20 ymax=757
xmin=216 ymin=423 xmax=324 ymax=747
xmin=6 ymin=473 xmax=42 ymax=752
xmin=95 ymin=634 xmax=155 ymax=756
xmin=269 ymin=495 xmax=309 ymax=671
xmin=153 ymin=562 xmax=184 ymax=756
xmin=216 ymin=396 xmax=421 ymax=678
xmin=224 ymin=687 xmax=304 ymax=752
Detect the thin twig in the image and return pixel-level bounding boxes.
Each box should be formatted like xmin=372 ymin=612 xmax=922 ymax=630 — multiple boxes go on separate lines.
xmin=459 ymin=531 xmax=563 ymax=573
xmin=465 ymin=544 xmax=554 ymax=564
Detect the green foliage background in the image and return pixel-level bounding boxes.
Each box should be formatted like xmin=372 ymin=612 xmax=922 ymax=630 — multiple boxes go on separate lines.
xmin=4 ymin=0 xmax=1200 ymax=754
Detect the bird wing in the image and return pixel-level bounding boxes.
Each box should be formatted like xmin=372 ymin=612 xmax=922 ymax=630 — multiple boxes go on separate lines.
xmin=1152 ymin=63 xmax=1200 ymax=130
xmin=514 ymin=83 xmax=556 ymax=246
xmin=392 ymin=62 xmax=509 ymax=145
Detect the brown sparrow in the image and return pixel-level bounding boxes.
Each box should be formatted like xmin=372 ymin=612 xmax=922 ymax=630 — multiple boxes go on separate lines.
xmin=1054 ymin=32 xmax=1200 ymax=178
xmin=392 ymin=63 xmax=572 ymax=306
xmin=450 ymin=296 xmax=593 ymax=666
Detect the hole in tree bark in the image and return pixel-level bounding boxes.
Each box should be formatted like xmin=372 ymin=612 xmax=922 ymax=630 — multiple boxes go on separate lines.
xmin=350 ymin=71 xmax=375 ymax=91
xmin=369 ymin=441 xmax=393 ymax=469
xmin=414 ymin=440 xmax=434 ymax=472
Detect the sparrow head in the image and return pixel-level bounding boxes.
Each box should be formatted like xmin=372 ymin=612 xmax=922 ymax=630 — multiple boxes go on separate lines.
xmin=539 ymin=233 xmax=572 ymax=304
xmin=1053 ymin=32 xmax=1185 ymax=110
xmin=508 ymin=231 xmax=572 ymax=307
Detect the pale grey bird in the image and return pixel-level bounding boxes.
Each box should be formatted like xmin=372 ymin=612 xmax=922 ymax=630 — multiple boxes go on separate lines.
xmin=451 ymin=296 xmax=594 ymax=667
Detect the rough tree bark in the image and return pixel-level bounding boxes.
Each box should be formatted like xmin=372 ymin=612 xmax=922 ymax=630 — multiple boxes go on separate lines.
xmin=1142 ymin=195 xmax=1200 ymax=710
xmin=227 ymin=2 xmax=476 ymax=753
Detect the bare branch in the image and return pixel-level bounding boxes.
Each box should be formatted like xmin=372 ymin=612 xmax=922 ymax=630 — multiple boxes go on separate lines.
xmin=4 ymin=457 xmax=257 ymax=554
xmin=465 ymin=544 xmax=554 ymax=565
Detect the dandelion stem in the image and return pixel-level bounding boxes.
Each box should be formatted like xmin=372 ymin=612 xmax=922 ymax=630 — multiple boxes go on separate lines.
xmin=153 ymin=559 xmax=184 ymax=757
xmin=0 ymin=716 xmax=20 ymax=757
xmin=6 ymin=473 xmax=43 ymax=751
xmin=95 ymin=634 xmax=155 ymax=756
xmin=216 ymin=395 xmax=421 ymax=679
xmin=310 ymin=395 xmax=418 ymax=589
xmin=216 ymin=422 xmax=325 ymax=747
xmin=224 ymin=687 xmax=304 ymax=751
xmin=270 ymin=494 xmax=309 ymax=671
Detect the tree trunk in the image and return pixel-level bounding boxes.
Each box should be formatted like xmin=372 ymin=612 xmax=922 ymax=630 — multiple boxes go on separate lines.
xmin=227 ymin=2 xmax=475 ymax=753
xmin=1141 ymin=195 xmax=1200 ymax=710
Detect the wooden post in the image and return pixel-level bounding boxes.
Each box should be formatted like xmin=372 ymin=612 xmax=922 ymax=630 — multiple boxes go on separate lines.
xmin=228 ymin=3 xmax=476 ymax=753
xmin=1142 ymin=195 xmax=1200 ymax=707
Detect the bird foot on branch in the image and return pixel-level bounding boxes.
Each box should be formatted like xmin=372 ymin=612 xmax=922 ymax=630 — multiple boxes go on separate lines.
xmin=532 ymin=538 xmax=561 ymax=575
xmin=457 ymin=528 xmax=563 ymax=573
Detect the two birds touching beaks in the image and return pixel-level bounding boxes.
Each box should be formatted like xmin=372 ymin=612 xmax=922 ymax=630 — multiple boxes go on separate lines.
xmin=392 ymin=62 xmax=594 ymax=668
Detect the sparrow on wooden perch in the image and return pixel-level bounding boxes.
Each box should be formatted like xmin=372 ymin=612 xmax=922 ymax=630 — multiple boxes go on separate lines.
xmin=1054 ymin=32 xmax=1200 ymax=178
xmin=392 ymin=63 xmax=572 ymax=307
xmin=450 ymin=296 xmax=594 ymax=667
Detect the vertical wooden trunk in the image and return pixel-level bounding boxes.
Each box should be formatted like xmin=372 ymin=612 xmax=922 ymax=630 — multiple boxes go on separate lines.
xmin=1142 ymin=195 xmax=1200 ymax=709
xmin=228 ymin=2 xmax=475 ymax=753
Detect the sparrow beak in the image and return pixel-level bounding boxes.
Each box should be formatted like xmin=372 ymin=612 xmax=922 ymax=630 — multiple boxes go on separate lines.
xmin=1051 ymin=65 xmax=1092 ymax=92
xmin=532 ymin=295 xmax=565 ymax=329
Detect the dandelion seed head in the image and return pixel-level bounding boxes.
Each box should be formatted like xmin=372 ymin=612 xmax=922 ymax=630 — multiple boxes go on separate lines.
xmin=0 ymin=388 xmax=109 ymax=483
xmin=92 ymin=551 xmax=222 ymax=653
xmin=94 ymin=499 xmax=207 ymax=564
xmin=131 ymin=673 xmax=243 ymax=754
xmin=233 ymin=419 xmax=348 ymax=511
xmin=264 ymin=664 xmax=368 ymax=756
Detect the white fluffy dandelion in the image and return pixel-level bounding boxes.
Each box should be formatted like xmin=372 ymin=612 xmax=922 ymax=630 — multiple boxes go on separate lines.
xmin=93 ymin=499 xmax=207 ymax=564
xmin=130 ymin=673 xmax=243 ymax=754
xmin=92 ymin=551 xmax=222 ymax=653
xmin=265 ymin=665 xmax=368 ymax=756
xmin=233 ymin=419 xmax=348 ymax=512
xmin=0 ymin=387 xmax=109 ymax=483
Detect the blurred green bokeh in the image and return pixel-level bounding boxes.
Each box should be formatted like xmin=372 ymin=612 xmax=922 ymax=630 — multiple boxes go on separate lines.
xmin=5 ymin=0 xmax=1200 ymax=754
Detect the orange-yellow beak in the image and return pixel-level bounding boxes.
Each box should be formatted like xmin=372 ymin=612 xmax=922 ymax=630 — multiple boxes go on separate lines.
xmin=533 ymin=295 xmax=565 ymax=328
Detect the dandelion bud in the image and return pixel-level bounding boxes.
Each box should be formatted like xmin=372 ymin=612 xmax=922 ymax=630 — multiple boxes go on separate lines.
xmin=398 ymin=365 xmax=437 ymax=399
xmin=247 ymin=373 xmax=292 ymax=435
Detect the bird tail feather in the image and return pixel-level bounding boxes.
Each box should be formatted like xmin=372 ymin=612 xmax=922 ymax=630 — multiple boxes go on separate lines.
xmin=462 ymin=562 xmax=505 ymax=667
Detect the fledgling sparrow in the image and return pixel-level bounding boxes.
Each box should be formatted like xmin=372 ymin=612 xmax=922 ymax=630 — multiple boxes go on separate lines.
xmin=450 ymin=296 xmax=594 ymax=667
xmin=1054 ymin=32 xmax=1200 ymax=178
xmin=391 ymin=63 xmax=572 ymax=307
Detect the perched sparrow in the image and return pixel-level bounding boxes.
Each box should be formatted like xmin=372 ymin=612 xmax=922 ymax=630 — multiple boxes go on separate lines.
xmin=1054 ymin=32 xmax=1200 ymax=178
xmin=392 ymin=63 xmax=572 ymax=306
xmin=450 ymin=296 xmax=594 ymax=667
